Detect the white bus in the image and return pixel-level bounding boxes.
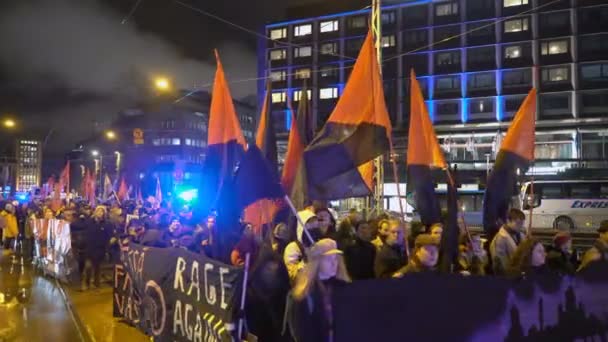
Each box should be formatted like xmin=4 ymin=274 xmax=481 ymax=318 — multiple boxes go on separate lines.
xmin=520 ymin=180 xmax=608 ymax=231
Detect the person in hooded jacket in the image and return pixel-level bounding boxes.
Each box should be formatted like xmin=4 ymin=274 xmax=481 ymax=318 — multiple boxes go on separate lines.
xmin=1 ymin=203 xmax=18 ymax=250
xmin=546 ymin=232 xmax=576 ymax=275
xmin=81 ymin=206 xmax=113 ymax=290
xmin=284 ymin=209 xmax=321 ymax=283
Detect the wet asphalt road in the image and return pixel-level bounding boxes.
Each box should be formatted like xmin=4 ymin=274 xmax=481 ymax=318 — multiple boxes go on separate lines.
xmin=0 ymin=249 xmax=84 ymax=342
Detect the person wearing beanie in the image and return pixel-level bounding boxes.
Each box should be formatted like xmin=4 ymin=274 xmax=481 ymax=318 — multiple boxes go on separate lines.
xmin=400 ymin=234 xmax=440 ymax=276
xmin=578 ymin=220 xmax=608 ymax=272
xmin=546 ymin=232 xmax=575 ymax=275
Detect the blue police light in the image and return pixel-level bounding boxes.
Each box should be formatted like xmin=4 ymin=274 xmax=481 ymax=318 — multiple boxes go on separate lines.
xmin=178 ymin=189 xmax=198 ymax=202
xmin=16 ymin=192 xmax=28 ymax=202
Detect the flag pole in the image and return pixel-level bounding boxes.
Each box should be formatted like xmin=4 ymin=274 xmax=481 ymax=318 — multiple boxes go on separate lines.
xmin=237 ymin=253 xmax=250 ymax=340
xmin=371 ymin=0 xmax=384 ymax=216
xmin=527 ymin=166 xmax=535 ymax=238
xmin=283 ymin=195 xmax=316 ymax=245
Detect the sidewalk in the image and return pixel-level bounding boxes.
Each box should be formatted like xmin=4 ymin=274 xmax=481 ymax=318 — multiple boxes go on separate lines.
xmin=61 ymin=265 xmax=150 ymax=342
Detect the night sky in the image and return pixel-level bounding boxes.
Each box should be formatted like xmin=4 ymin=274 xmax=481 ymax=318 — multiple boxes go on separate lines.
xmin=0 ymin=0 xmax=310 ymax=160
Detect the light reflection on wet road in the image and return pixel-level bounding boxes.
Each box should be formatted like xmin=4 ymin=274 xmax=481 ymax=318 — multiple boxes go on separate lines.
xmin=0 ymin=250 xmax=84 ymax=342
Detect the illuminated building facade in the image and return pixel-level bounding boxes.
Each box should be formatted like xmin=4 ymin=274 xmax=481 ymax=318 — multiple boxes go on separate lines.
xmin=260 ymin=0 xmax=608 ymax=183
xmin=15 ymin=139 xmax=42 ymax=193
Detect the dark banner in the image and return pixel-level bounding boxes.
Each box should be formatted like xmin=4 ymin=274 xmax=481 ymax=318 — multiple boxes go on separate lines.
xmin=333 ymin=263 xmax=608 ymax=341
xmin=113 ymin=243 xmax=244 ymax=342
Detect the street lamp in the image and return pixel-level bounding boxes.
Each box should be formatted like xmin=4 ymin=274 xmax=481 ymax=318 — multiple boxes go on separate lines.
xmin=91 ymin=150 xmax=99 ymax=157
xmin=3 ymin=119 xmax=16 ymax=128
xmin=154 ymin=77 xmax=171 ymax=92
xmin=105 ymin=130 xmax=116 ymax=140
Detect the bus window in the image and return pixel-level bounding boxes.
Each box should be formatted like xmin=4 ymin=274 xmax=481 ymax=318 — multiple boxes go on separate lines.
xmin=568 ymin=183 xmax=596 ymax=199
xmin=540 ymin=183 xmax=564 ymax=199
xmin=601 ymin=184 xmax=608 ymax=199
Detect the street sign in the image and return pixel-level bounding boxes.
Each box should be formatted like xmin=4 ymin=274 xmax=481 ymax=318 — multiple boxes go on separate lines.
xmin=133 ymin=128 xmax=144 ymax=145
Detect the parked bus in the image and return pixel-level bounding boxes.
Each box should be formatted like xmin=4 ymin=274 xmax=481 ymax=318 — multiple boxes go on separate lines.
xmin=520 ymin=180 xmax=608 ymax=231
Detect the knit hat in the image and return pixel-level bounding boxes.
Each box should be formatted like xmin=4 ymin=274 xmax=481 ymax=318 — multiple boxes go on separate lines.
xmin=414 ymin=234 xmax=440 ymax=249
xmin=553 ymin=232 xmax=572 ymax=247
xmin=310 ymin=238 xmax=342 ymax=258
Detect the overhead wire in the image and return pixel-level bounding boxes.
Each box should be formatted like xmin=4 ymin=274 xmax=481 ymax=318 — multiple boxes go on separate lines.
xmin=172 ymin=0 xmax=563 ymax=103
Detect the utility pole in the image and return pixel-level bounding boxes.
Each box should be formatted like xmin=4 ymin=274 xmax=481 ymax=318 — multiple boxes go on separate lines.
xmin=371 ymin=0 xmax=384 ymax=216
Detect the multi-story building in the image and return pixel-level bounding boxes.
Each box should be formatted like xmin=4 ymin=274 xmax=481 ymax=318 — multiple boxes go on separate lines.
xmin=15 ymin=139 xmax=42 ymax=193
xmin=69 ymin=91 xmax=256 ymax=198
xmin=260 ymin=0 xmax=608 ymax=189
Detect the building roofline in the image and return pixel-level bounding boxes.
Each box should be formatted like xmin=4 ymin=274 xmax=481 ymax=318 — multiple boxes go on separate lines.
xmin=266 ymin=0 xmax=433 ymax=28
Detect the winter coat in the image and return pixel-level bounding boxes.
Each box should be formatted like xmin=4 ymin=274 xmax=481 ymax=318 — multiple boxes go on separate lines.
xmin=578 ymin=239 xmax=608 ymax=272
xmin=490 ymin=226 xmax=524 ymax=275
xmin=288 ymin=278 xmax=347 ymax=342
xmin=83 ymin=218 xmax=113 ymax=262
xmin=402 ymin=255 xmax=436 ymax=275
xmin=546 ymin=247 xmax=575 ymax=275
xmin=1 ymin=211 xmax=18 ymax=239
xmin=374 ymin=243 xmax=407 ymax=278
xmin=344 ymin=237 xmax=376 ymax=280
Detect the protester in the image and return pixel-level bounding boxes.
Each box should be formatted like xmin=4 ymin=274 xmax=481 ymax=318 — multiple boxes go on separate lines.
xmin=344 ymin=220 xmax=376 ymax=280
xmin=546 ymin=232 xmax=576 ymax=275
xmin=457 ymin=234 xmax=488 ymax=276
xmin=506 ymin=238 xmax=548 ymax=278
xmin=374 ymin=220 xmax=408 ymax=278
xmin=289 ymin=238 xmax=350 ymax=342
xmin=577 ymin=220 xmax=608 ymax=272
xmin=285 ymin=210 xmax=320 ymax=282
xmin=489 ymin=208 xmax=526 ymax=275
xmin=315 ymin=207 xmax=337 ymax=240
xmin=81 ymin=206 xmax=113 ymax=291
xmin=429 ymin=223 xmax=443 ymax=238
xmin=271 ymin=222 xmax=290 ymax=257
xmin=400 ymin=234 xmax=440 ymax=275
xmin=371 ymin=219 xmax=390 ymax=251
xmin=231 ymin=223 xmax=261 ymax=266
xmin=1 ymin=203 xmax=18 ymax=250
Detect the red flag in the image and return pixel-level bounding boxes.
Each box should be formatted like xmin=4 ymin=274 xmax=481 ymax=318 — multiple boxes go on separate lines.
xmin=202 ymin=49 xmax=247 ymax=213
xmin=117 ymin=178 xmax=129 ymax=201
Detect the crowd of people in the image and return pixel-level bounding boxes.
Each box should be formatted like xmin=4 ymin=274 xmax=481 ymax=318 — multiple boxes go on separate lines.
xmin=0 ymin=196 xmax=607 ymax=342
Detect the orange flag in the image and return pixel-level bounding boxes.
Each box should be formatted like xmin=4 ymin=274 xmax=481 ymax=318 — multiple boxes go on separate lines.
xmin=406 ymin=70 xmax=447 ymax=226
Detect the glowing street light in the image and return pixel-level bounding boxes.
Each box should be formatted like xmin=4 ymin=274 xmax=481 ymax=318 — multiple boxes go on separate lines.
xmin=3 ymin=119 xmax=16 ymax=128
xmin=91 ymin=150 xmax=99 ymax=157
xmin=105 ymin=130 xmax=116 ymax=140
xmin=154 ymin=77 xmax=171 ymax=92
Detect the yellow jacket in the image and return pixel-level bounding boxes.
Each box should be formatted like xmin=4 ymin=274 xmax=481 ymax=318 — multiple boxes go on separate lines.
xmin=1 ymin=211 xmax=18 ymax=239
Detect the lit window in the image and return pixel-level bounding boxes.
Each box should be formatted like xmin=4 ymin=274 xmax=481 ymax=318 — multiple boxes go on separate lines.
xmin=436 ymin=3 xmax=458 ymax=16
xmin=320 ymin=42 xmax=337 ymax=55
xmin=542 ymin=67 xmax=569 ymax=82
xmin=272 ymin=92 xmax=286 ymax=103
xmin=381 ymin=35 xmax=396 ymax=48
xmin=294 ymin=24 xmax=312 ymax=37
xmin=269 ymin=28 xmax=287 ymax=40
xmin=320 ymin=20 xmax=339 ymax=33
xmin=294 ymin=46 xmax=312 ymax=58
xmin=172 ymin=138 xmax=181 ymax=146
xmin=541 ymin=40 xmax=568 ymax=55
xmin=348 ymin=16 xmax=367 ymax=29
xmin=269 ymin=49 xmax=286 ymax=60
xmin=319 ymin=87 xmax=338 ymax=99
xmin=185 ymin=139 xmax=192 ymax=146
xmin=295 ymin=68 xmax=311 ymax=79
xmin=153 ymin=139 xmax=160 ymax=146
xmin=294 ymin=89 xmax=312 ymax=101
xmin=270 ymin=70 xmax=286 ymax=82
xmin=504 ymin=0 xmax=528 ymax=7
xmin=505 ymin=46 xmax=522 ymax=59
xmin=504 ymin=18 xmax=529 ymax=33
